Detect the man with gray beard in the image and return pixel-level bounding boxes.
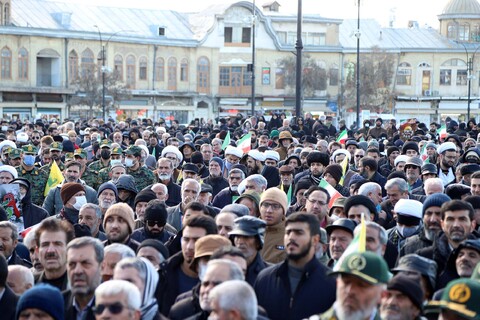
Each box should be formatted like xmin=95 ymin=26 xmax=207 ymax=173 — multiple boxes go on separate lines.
xmin=97 ymin=182 xmax=117 ymax=218
xmin=156 ymin=157 xmax=181 ymax=207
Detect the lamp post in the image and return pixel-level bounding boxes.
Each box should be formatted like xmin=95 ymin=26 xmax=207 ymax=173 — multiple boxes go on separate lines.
xmin=251 ymin=0 xmax=256 ymax=116
xmin=295 ymin=0 xmax=303 ymax=117
xmin=355 ymin=0 xmax=361 ymax=129
xmin=457 ymin=42 xmax=480 ymax=122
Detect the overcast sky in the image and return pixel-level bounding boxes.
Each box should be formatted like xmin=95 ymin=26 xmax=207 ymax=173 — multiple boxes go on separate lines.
xmin=56 ymin=0 xmax=451 ymax=28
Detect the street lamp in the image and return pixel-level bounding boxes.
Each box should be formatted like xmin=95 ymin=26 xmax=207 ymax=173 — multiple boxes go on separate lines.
xmin=355 ymin=0 xmax=361 ymax=129
xmin=457 ymin=42 xmax=480 ymax=122
xmin=94 ymin=26 xmax=130 ymax=122
xmin=295 ymin=0 xmax=303 ymax=117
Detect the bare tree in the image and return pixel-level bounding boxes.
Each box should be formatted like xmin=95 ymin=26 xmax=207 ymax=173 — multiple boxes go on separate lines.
xmin=343 ymin=46 xmax=396 ymax=113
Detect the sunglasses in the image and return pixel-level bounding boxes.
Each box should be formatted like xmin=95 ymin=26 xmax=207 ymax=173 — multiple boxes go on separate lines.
xmin=93 ymin=302 xmax=128 ymax=315
xmin=146 ymin=220 xmax=162 ymax=227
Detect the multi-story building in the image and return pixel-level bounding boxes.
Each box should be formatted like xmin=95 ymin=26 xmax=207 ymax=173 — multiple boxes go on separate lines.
xmin=0 ymin=0 xmax=479 ymax=125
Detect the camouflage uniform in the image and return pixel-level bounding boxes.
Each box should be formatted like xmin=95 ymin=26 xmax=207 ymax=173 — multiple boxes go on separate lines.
xmin=97 ymin=167 xmax=111 ymax=185
xmin=89 ymin=139 xmax=111 ymax=172
xmin=17 ymin=144 xmax=48 ymax=206
xmin=125 ymin=146 xmax=155 ymax=191
xmin=82 ymin=168 xmax=100 ymax=190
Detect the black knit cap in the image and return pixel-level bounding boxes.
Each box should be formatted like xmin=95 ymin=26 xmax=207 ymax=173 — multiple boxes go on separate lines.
xmin=134 ymin=189 xmax=157 ymax=207
xmin=144 ymin=199 xmax=168 ymax=226
xmin=343 ymin=195 xmax=377 ymax=216
xmin=401 ymin=141 xmax=419 ymax=155
xmin=137 ymin=239 xmax=169 ymax=260
xmin=387 ymin=274 xmax=424 ymax=310
xmin=386 ymin=146 xmax=400 ymax=158
xmin=324 ymin=164 xmax=343 ymax=183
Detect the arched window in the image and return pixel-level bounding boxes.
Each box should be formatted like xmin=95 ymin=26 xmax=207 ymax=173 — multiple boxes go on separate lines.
xmin=168 ymin=57 xmax=177 ymax=90
xmin=1 ymin=46 xmax=11 ymax=79
xmin=459 ymin=23 xmax=470 ymax=42
xmin=197 ymin=57 xmax=210 ymax=94
xmin=126 ymin=54 xmax=136 ymax=88
xmin=81 ymin=48 xmax=95 ymax=77
xmin=114 ymin=54 xmax=123 ymax=81
xmin=155 ymin=57 xmax=164 ymax=82
xmin=180 ymin=58 xmax=188 ymax=82
xmin=68 ymin=50 xmax=78 ymax=83
xmin=18 ymin=48 xmax=28 ymax=80
xmin=396 ymin=62 xmax=412 ymax=86
xmin=440 ymin=59 xmax=467 ymax=86
xmin=139 ymin=56 xmax=147 ymax=80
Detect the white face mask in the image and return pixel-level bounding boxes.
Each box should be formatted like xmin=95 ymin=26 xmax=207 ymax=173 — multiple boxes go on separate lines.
xmin=73 ymin=195 xmax=87 ymax=210
xmin=110 ymin=159 xmax=122 ymax=166
xmin=124 ymin=158 xmax=135 ymax=168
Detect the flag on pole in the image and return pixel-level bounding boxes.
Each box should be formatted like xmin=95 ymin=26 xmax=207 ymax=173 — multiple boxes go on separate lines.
xmin=420 ymin=144 xmax=430 ymax=163
xmin=221 ymin=130 xmax=231 ymax=150
xmin=333 ymin=213 xmax=366 ymax=271
xmin=319 ymin=178 xmax=342 ymax=208
xmin=336 ymin=130 xmax=348 ymax=145
xmin=44 ymin=161 xmax=63 ymax=196
xmin=437 ymin=125 xmax=447 ymax=140
xmin=236 ymin=133 xmax=252 ymax=154
xmin=338 ymin=156 xmax=349 ymax=186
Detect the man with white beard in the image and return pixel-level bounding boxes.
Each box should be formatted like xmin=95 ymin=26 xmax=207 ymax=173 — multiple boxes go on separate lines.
xmin=97 ymin=182 xmax=117 ymax=217
xmin=156 ymin=157 xmax=181 ymax=207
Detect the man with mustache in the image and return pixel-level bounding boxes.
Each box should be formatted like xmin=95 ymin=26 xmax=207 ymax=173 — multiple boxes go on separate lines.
xmin=379 ymin=274 xmax=424 ymax=320
xmin=155 ymin=157 xmax=182 ymax=207
xmin=34 ymin=218 xmax=74 ymax=291
xmin=401 ymin=193 xmax=451 ymax=256
xmin=64 ymin=237 xmax=103 ymax=320
xmin=97 ymin=182 xmax=118 ymax=218
xmin=417 ymin=200 xmax=477 ymax=277
xmin=131 ymin=199 xmax=173 ymax=243
xmin=254 ymin=212 xmax=336 ymax=320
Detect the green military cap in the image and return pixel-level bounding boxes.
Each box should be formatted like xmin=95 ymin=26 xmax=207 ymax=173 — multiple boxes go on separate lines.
xmin=111 ymin=147 xmax=124 ymax=155
xmin=50 ymin=141 xmax=63 ymax=151
xmin=65 ymin=152 xmax=75 ymax=161
xmin=427 ymin=278 xmax=480 ymax=320
xmin=2 ymin=146 xmax=12 ymax=155
xmin=329 ymin=251 xmax=391 ymax=285
xmin=74 ymin=148 xmax=87 ymax=159
xmin=100 ymin=139 xmax=112 ymax=149
xmin=125 ymin=146 xmax=142 ymax=157
xmin=22 ymin=144 xmax=38 ymax=155
xmin=9 ymin=148 xmax=23 ymax=159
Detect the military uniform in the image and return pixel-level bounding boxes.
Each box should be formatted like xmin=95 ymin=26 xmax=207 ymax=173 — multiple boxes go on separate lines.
xmin=125 ymin=146 xmax=155 ymax=191
xmin=97 ymin=167 xmax=111 ymax=185
xmin=74 ymin=148 xmax=100 ymax=190
xmin=16 ymin=145 xmax=48 ymax=206
xmin=89 ymin=139 xmax=111 ymax=172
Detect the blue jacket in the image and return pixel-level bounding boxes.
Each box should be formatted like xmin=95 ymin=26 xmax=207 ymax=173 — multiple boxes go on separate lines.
xmin=254 ymin=257 xmax=336 ymax=320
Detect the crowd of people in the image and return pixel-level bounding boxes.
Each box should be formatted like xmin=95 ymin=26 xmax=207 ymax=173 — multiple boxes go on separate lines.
xmin=0 ymin=113 xmax=480 ymax=320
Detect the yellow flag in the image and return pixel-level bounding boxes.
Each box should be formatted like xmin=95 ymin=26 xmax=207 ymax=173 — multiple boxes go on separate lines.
xmin=338 ymin=155 xmax=349 ymax=186
xmin=44 ymin=161 xmax=64 ymax=196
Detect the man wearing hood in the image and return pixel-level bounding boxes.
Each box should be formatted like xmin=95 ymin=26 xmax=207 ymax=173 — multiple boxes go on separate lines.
xmin=203 ymin=157 xmax=228 ymax=198
xmin=115 ymin=174 xmax=138 ymax=211
xmin=16 ymin=144 xmax=48 ymax=206
xmin=9 ymin=178 xmax=48 ymax=231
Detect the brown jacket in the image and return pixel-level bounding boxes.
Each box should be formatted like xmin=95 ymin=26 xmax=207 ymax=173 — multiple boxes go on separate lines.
xmin=261 ymin=221 xmax=286 ymax=264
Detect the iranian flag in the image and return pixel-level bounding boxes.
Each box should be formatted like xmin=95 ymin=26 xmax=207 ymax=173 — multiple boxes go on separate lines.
xmin=336 ymin=129 xmax=348 ymax=145
xmin=420 ymin=144 xmax=429 ymax=162
xmin=236 ymin=133 xmax=252 ymax=154
xmin=221 ymin=131 xmax=231 ymax=150
xmin=333 ymin=213 xmax=366 ymax=271
xmin=319 ymin=178 xmax=342 ymax=208
xmin=437 ymin=125 xmax=447 ymax=140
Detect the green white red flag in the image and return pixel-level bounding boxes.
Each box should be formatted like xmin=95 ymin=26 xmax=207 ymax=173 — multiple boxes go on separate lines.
xmin=336 ymin=129 xmax=348 ymax=144
xmin=437 ymin=125 xmax=447 ymax=140
xmin=236 ymin=133 xmax=252 ymax=154
xmin=221 ymin=130 xmax=231 ymax=150
xmin=319 ymin=178 xmax=342 ymax=208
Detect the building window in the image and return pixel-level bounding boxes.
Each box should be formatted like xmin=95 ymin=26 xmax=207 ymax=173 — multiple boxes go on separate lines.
xmin=225 ymin=27 xmax=233 ymax=43
xmin=457 ymin=69 xmax=468 ymax=85
xmin=126 ymin=55 xmax=136 ymax=88
xmin=440 ymin=69 xmax=451 ymax=85
xmin=275 ymin=67 xmax=285 ymax=89
xmin=180 ymin=58 xmax=188 ymax=82
xmin=168 ymin=57 xmax=177 ymax=90
xmin=1 ymin=47 xmax=11 ymax=79
xmin=3 ymin=3 xmax=9 ymax=25
xmin=218 ymin=66 xmax=251 ymax=95
xmin=197 ymin=57 xmax=209 ymax=94
xmin=225 ymin=26 xmax=251 ymax=46
xmin=155 ymin=57 xmax=164 ymax=82
xmin=396 ymin=62 xmax=412 ymax=85
xmin=139 ymin=56 xmax=147 ymax=80
xmin=242 ymin=27 xmax=251 ymax=43
xmin=447 ymin=23 xmax=457 ymax=39
xmin=18 ymin=48 xmax=28 ymax=80
xmin=329 ymin=66 xmax=339 ymax=86
xmin=68 ymin=50 xmax=78 ymax=83
xmin=81 ymin=48 xmax=95 ymax=78
xmin=472 ymin=24 xmax=480 ymax=42
xmin=114 ymin=54 xmax=123 ymax=81
xmin=459 ymin=23 xmax=470 ymax=42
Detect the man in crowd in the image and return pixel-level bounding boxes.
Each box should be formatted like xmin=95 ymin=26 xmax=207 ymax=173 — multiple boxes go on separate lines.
xmin=79 ymin=203 xmax=106 ymax=240
xmin=103 ymin=203 xmax=140 ymax=252
xmin=167 ymin=178 xmax=201 ymax=231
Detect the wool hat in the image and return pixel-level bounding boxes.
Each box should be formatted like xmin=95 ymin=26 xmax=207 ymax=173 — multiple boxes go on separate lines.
xmin=264 ymin=150 xmax=280 ymax=162
xmin=134 ymin=189 xmax=157 ymax=207
xmin=16 ymin=284 xmax=64 ymax=320
xmin=103 ymin=203 xmax=135 ymax=233
xmin=144 ymin=200 xmax=168 ymax=226
xmin=307 ymin=151 xmax=330 ymax=167
xmin=324 ymin=164 xmax=343 ymax=183
xmin=60 ymin=182 xmax=85 ymax=205
xmin=343 ymin=195 xmax=377 ymax=216
xmin=437 ymin=142 xmax=457 ymax=155
xmin=394 ymin=199 xmax=423 ymax=225
xmin=0 ymin=165 xmax=18 ymax=179
xmin=209 ymin=157 xmax=224 ymax=171
xmin=386 ymin=146 xmax=400 ymax=158
xmin=401 ymin=141 xmax=419 ymax=155
xmin=138 ymin=239 xmax=169 ymax=261
xmin=190 ymin=151 xmax=204 ymax=164
xmin=260 ymin=187 xmax=288 ymax=214
xmin=421 ymin=163 xmax=437 ymax=175
xmin=387 ymin=274 xmax=424 ymax=310
xmin=405 ymin=156 xmax=423 ymax=168
xmin=162 ymin=145 xmax=183 ymax=163
xmin=294 ymin=179 xmax=312 ymax=196
xmin=97 ymin=182 xmax=118 ymax=199
xmin=269 ymin=130 xmax=280 ymax=139
xmin=423 ymin=193 xmax=451 ymax=215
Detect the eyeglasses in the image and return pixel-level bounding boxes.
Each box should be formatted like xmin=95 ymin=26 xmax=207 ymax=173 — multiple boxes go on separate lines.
xmin=261 ymin=202 xmax=282 ymax=210
xmin=201 ymin=280 xmax=222 ymax=287
xmin=146 ymin=220 xmax=162 ymax=227
xmin=31 ymin=137 xmax=40 ymax=140
xmin=355 ymin=155 xmax=364 ymax=158
xmin=404 ymin=165 xmax=419 ymax=170
xmin=307 ymin=198 xmax=328 ymax=206
xmin=93 ymin=302 xmax=129 ymax=315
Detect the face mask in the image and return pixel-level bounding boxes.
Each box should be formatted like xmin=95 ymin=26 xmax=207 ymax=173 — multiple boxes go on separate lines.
xmin=376 ymin=204 xmax=382 ymax=213
xmin=110 ymin=159 xmax=122 ymax=166
xmin=73 ymin=196 xmax=87 ymax=210
xmin=397 ymin=225 xmax=418 ymax=238
xmin=365 ymin=123 xmax=370 ymax=128
xmin=23 ymin=155 xmax=35 ymax=166
xmin=79 ymin=130 xmax=85 ymax=135
xmin=225 ymin=161 xmax=233 ymax=171
xmin=124 ymin=158 xmax=135 ymax=168
xmin=101 ymin=150 xmax=111 ymax=160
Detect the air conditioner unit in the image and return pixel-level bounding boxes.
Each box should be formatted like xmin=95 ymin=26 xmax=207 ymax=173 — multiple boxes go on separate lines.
xmin=424 ymin=90 xmax=431 ymax=96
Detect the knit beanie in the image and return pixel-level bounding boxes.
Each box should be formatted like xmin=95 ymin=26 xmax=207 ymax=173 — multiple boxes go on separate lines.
xmin=16 ymin=284 xmax=64 ymax=320
xmin=134 ymin=189 xmax=157 ymax=208
xmin=190 ymin=151 xmax=204 ymax=164
xmin=402 ymin=141 xmax=419 ymax=155
xmin=387 ymin=146 xmax=400 ymax=158
xmin=144 ymin=199 xmax=168 ymax=226
xmin=422 ymin=193 xmax=451 ymax=215
xmin=260 ymin=187 xmax=288 ymax=214
xmin=343 ymin=195 xmax=377 ymax=216
xmin=324 ymin=164 xmax=343 ymax=184
xmin=387 ymin=274 xmax=424 ymax=311
xmin=60 ymin=182 xmax=85 ymax=205
xmin=294 ymin=179 xmax=312 ymax=196
xmin=103 ymin=203 xmax=135 ymax=233
xmin=97 ymin=182 xmax=118 ymax=199
xmin=138 ymin=239 xmax=169 ymax=260
xmin=210 ymin=157 xmax=224 ymax=171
